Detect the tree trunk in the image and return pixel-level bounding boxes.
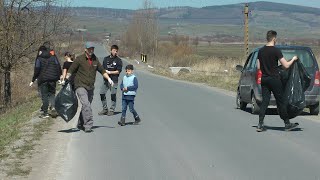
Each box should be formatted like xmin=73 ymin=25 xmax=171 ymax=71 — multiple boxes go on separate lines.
xmin=0 ymin=73 xmax=2 ymax=107
xmin=4 ymin=69 xmax=11 ymax=106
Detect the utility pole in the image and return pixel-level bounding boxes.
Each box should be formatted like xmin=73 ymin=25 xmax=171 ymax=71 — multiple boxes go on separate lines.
xmin=244 ymin=3 xmax=249 ymax=57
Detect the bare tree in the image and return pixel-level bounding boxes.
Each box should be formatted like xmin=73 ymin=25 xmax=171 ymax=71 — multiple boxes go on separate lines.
xmin=0 ymin=0 xmax=70 ymax=106
xmin=122 ymin=0 xmax=158 ymax=62
xmin=171 ymin=33 xmax=180 ymax=46
xmin=192 ymin=36 xmax=199 ymax=47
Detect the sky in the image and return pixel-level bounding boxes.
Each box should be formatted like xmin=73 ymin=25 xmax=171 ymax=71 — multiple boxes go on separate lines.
xmin=69 ymin=0 xmax=320 ymax=9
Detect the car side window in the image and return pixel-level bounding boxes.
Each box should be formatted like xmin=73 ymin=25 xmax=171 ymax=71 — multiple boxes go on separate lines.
xmin=243 ymin=53 xmax=253 ymax=70
xmin=249 ymin=52 xmax=258 ymax=69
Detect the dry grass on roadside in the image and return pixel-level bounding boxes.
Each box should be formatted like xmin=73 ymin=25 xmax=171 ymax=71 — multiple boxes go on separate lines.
xmin=151 ymin=44 xmax=243 ymax=92
xmin=191 ymin=57 xmax=243 ymax=76
xmin=152 ymin=67 xmax=240 ymax=92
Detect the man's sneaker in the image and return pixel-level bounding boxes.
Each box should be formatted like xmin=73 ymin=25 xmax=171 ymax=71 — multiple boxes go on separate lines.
xmin=108 ymin=110 xmax=114 ymax=116
xmin=98 ymin=109 xmax=108 ymax=116
xmin=134 ymin=116 xmax=141 ymax=125
xmin=118 ymin=117 xmax=126 ymax=126
xmin=256 ymin=123 xmax=266 ymax=132
xmin=284 ymin=123 xmax=299 ymax=131
xmin=84 ymin=128 xmax=93 ymax=133
xmin=39 ymin=113 xmax=50 ymax=119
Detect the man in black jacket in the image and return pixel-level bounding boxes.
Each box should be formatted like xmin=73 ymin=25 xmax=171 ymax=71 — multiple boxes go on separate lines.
xmin=99 ymin=45 xmax=123 ymax=116
xmin=256 ymin=30 xmax=299 ymax=132
xmin=30 ymin=45 xmax=62 ymax=118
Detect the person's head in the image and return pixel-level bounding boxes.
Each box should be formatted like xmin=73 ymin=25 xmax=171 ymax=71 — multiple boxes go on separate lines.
xmin=125 ymin=64 xmax=134 ymax=75
xmin=43 ymin=41 xmax=51 ymax=50
xmin=110 ymin=45 xmax=119 ymax=57
xmin=64 ymin=52 xmax=74 ymax=61
xmin=85 ymin=42 xmax=95 ymax=57
xmin=266 ymin=30 xmax=277 ymax=44
xmin=50 ymin=49 xmax=55 ymax=56
xmin=38 ymin=45 xmax=47 ymax=56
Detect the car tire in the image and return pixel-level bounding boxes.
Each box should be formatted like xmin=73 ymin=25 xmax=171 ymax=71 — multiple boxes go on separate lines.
xmin=236 ymin=89 xmax=247 ymax=110
xmin=309 ymin=102 xmax=319 ymax=115
xmin=251 ymin=95 xmax=260 ymax=114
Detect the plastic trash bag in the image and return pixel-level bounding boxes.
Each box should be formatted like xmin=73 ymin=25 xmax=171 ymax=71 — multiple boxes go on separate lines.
xmin=282 ymin=60 xmax=311 ymax=119
xmin=55 ymin=81 xmax=78 ymax=122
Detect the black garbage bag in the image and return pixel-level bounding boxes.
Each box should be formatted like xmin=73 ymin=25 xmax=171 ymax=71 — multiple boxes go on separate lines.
xmin=282 ymin=60 xmax=311 ymax=119
xmin=55 ymin=82 xmax=78 ymax=122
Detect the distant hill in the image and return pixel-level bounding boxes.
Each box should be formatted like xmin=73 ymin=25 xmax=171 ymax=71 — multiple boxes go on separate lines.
xmin=70 ymin=2 xmax=320 ymax=39
xmin=72 ymin=1 xmax=320 ymax=27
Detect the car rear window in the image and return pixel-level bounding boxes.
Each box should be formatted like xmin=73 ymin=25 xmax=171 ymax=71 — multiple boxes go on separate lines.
xmin=281 ymin=49 xmax=314 ymax=68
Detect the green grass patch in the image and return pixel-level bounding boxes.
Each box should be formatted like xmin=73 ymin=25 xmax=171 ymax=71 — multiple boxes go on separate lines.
xmin=0 ymin=97 xmax=57 ymax=177
xmin=0 ymin=98 xmax=41 ymax=159
xmin=7 ymin=118 xmax=54 ymax=177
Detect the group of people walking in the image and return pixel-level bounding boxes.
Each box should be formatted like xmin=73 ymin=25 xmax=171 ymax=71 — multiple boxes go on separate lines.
xmin=30 ymin=30 xmax=301 ymax=133
xmin=30 ymin=42 xmax=140 ymax=133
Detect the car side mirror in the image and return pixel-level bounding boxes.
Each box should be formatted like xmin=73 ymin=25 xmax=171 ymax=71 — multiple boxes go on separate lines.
xmin=236 ymin=65 xmax=244 ymax=72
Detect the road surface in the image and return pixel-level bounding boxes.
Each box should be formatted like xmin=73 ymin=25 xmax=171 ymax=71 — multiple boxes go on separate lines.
xmin=55 ymin=44 xmax=320 ymax=180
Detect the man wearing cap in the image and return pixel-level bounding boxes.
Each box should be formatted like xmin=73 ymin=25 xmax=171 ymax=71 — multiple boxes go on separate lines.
xmin=66 ymin=42 xmax=114 ymax=133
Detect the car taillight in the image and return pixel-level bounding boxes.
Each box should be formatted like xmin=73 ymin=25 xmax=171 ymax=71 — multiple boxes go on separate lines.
xmin=256 ymin=70 xmax=262 ymax=84
xmin=315 ymin=71 xmax=320 ymax=87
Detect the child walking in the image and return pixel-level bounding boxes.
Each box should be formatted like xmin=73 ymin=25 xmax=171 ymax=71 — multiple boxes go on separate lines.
xmin=118 ymin=64 xmax=141 ymax=126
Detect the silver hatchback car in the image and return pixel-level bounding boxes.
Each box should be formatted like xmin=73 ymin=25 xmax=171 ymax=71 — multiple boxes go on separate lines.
xmin=236 ymin=46 xmax=320 ymax=115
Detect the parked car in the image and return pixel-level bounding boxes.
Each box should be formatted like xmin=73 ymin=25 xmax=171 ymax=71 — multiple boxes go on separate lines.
xmin=236 ymin=46 xmax=320 ymax=115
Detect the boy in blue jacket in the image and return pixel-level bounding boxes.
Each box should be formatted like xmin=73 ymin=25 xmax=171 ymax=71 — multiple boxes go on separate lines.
xmin=118 ymin=64 xmax=141 ymax=126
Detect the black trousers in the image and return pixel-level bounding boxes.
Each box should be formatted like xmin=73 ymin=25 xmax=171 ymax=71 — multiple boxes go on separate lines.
xmin=259 ymin=76 xmax=289 ymax=123
xmin=39 ymin=82 xmax=56 ymax=114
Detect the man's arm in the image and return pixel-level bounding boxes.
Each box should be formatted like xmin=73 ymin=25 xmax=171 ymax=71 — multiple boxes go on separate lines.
xmin=120 ymin=80 xmax=124 ymax=90
xmin=54 ymin=56 xmax=62 ymax=77
xmin=102 ymin=73 xmax=114 ymax=86
xmin=66 ymin=58 xmax=80 ymax=78
xmin=32 ymin=59 xmax=41 ymax=82
xmin=280 ymin=56 xmax=298 ymax=69
xmin=98 ymin=61 xmax=114 ymax=86
xmin=106 ymin=58 xmax=123 ymax=75
xmin=97 ymin=60 xmax=107 ymax=75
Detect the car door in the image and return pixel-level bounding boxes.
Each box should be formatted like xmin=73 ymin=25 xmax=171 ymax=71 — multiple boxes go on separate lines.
xmin=240 ymin=53 xmax=253 ymax=103
xmin=246 ymin=51 xmax=259 ymax=102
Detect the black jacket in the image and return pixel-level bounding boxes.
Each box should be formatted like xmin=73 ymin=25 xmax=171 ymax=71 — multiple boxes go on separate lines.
xmin=32 ymin=50 xmax=62 ymax=85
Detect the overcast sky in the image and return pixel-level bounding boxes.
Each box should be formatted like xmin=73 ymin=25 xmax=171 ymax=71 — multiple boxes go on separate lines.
xmin=68 ymin=0 xmax=320 ymax=9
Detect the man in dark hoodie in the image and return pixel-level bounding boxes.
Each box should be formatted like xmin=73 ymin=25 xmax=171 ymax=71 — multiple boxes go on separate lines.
xmin=30 ymin=45 xmax=62 ymax=118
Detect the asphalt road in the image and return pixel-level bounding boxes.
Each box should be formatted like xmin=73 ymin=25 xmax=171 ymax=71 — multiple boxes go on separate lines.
xmin=57 ymin=44 xmax=320 ymax=180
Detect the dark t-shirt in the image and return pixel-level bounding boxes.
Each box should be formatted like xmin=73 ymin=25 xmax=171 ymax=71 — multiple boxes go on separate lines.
xmin=258 ymin=46 xmax=283 ymax=77
xmin=103 ymin=55 xmax=123 ymax=83
xmin=63 ymin=61 xmax=75 ymax=83
xmin=63 ymin=61 xmax=73 ymax=70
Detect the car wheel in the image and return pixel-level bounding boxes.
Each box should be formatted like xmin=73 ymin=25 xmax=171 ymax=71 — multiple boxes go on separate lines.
xmin=309 ymin=102 xmax=319 ymax=115
xmin=236 ymin=89 xmax=247 ymax=110
xmin=251 ymin=95 xmax=260 ymax=114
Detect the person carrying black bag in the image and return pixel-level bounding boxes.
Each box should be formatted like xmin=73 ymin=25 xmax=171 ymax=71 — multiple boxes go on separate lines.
xmin=256 ymin=30 xmax=299 ymax=132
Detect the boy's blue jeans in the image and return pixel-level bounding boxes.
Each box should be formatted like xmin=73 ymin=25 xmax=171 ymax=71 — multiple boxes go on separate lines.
xmin=122 ymin=99 xmax=138 ymax=118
